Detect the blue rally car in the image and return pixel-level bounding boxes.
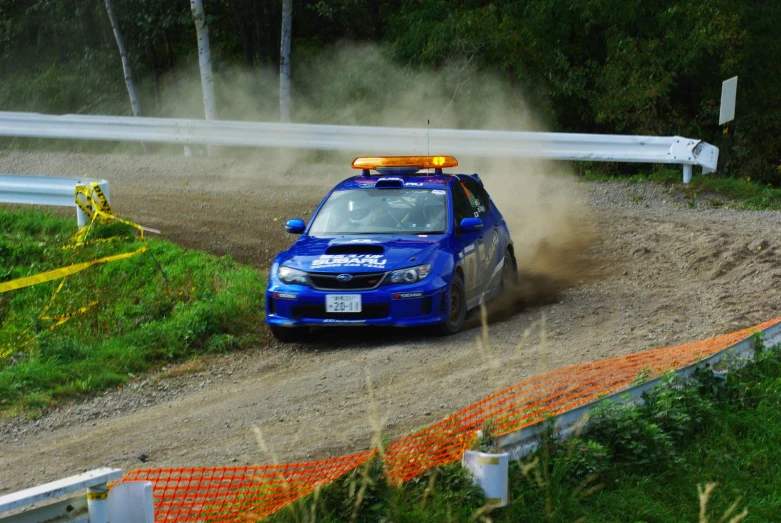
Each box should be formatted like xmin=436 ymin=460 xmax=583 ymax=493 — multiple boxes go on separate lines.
xmin=265 ymin=156 xmax=517 ymax=342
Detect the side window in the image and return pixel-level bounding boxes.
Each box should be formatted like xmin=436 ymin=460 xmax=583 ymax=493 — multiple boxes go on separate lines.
xmin=460 ymin=179 xmax=490 ymax=217
xmin=451 ymin=184 xmax=473 ymax=224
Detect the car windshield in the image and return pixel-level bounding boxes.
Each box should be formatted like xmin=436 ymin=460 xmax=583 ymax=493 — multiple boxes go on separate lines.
xmin=308 ymin=188 xmax=447 ymax=235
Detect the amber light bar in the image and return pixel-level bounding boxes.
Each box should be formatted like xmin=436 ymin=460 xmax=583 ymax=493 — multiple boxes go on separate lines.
xmin=351 ymin=155 xmax=458 ymax=170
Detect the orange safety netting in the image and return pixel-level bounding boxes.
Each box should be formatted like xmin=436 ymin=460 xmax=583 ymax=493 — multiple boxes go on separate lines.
xmin=118 ymin=318 xmax=781 ymax=521
xmin=120 ymin=450 xmax=375 ymax=522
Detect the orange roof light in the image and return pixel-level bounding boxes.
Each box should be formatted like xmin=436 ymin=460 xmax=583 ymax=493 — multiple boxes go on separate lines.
xmin=352 ymin=155 xmax=458 ymax=171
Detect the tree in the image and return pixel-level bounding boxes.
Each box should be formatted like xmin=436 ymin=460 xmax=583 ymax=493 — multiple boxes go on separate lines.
xmin=279 ymin=0 xmax=293 ymax=122
xmin=190 ymin=0 xmax=217 ymax=147
xmin=104 ymin=0 xmax=146 ymax=151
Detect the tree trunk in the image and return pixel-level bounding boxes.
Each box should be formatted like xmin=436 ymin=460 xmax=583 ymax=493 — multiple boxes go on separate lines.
xmin=190 ymin=0 xmax=217 ymax=155
xmin=163 ymin=30 xmax=178 ymax=89
xmin=104 ymin=0 xmax=146 ymax=152
xmin=279 ymin=0 xmax=293 ymax=122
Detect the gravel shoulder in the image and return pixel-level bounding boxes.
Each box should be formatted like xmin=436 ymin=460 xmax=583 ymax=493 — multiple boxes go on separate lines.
xmin=1 ymin=151 xmax=780 ymax=493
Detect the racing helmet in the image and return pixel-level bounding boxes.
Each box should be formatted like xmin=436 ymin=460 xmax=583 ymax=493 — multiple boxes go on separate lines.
xmin=348 ymin=199 xmax=373 ymax=225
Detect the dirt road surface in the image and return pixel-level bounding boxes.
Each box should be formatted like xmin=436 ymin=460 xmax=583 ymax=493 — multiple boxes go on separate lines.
xmin=1 ymin=150 xmax=780 ymax=492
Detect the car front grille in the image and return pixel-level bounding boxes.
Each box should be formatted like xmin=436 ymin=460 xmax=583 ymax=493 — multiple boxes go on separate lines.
xmin=290 ymin=303 xmax=391 ymax=320
xmin=308 ymin=271 xmax=387 ymax=290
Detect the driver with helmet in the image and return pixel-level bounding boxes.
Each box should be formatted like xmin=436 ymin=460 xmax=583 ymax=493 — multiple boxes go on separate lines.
xmin=348 ymin=198 xmax=397 ymax=230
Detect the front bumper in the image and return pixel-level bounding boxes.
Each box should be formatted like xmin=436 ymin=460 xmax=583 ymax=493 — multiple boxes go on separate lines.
xmin=265 ymin=279 xmax=449 ymax=327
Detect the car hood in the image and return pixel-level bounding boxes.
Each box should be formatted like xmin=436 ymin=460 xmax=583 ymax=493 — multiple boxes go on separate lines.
xmin=281 ymin=235 xmax=442 ymax=273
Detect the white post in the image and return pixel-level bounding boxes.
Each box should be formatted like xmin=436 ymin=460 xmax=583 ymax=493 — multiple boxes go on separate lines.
xmin=87 ymin=484 xmax=109 ymax=523
xmin=682 ymin=164 xmax=693 ymax=184
xmin=77 ymin=207 xmax=88 ymax=228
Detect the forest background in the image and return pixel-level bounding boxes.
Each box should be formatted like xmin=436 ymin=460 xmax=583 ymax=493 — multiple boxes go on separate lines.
xmin=0 ymin=0 xmax=778 ymax=183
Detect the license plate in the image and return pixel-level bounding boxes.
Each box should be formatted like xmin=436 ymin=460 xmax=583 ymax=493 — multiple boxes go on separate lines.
xmin=326 ymin=294 xmax=362 ymax=313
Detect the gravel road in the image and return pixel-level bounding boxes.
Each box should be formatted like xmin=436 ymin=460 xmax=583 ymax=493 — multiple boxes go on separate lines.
xmin=1 ymin=150 xmax=780 ymax=493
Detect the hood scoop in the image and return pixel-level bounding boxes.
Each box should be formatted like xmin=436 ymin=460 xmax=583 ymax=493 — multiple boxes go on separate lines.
xmin=325 ymin=244 xmax=386 ymax=255
xmin=375 ymin=179 xmax=404 ymax=188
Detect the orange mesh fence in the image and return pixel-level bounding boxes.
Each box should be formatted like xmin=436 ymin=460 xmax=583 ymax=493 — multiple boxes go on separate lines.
xmin=384 ymin=317 xmax=781 ymax=482
xmin=120 ymin=450 xmax=375 ymax=521
xmin=117 ymin=318 xmax=781 ymax=521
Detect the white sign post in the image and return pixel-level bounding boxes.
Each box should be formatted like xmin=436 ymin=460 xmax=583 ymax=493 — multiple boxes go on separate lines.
xmin=719 ymin=76 xmax=738 ymax=125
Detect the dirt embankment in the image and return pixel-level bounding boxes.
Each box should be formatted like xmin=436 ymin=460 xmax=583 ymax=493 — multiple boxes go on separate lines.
xmin=1 ymin=150 xmax=780 ymax=492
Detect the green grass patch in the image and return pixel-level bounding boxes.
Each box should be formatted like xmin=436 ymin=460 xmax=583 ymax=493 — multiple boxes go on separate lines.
xmin=271 ymin=336 xmax=781 ymax=522
xmin=581 ymin=169 xmax=781 ymax=210
xmin=0 ymin=207 xmax=265 ymax=414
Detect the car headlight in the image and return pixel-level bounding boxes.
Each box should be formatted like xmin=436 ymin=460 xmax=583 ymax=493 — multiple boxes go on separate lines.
xmin=278 ymin=266 xmax=309 ymax=285
xmin=388 ymin=264 xmax=431 ymax=284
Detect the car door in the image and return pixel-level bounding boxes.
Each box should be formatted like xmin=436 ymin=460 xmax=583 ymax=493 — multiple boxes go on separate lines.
xmin=451 ymin=179 xmax=487 ymax=306
xmin=459 ymin=178 xmax=504 ymax=295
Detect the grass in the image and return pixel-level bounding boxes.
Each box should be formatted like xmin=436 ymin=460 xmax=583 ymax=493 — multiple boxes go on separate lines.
xmin=269 ymin=336 xmax=781 ymax=522
xmin=0 ymin=207 xmax=266 ymax=414
xmin=581 ymin=168 xmax=781 ymax=210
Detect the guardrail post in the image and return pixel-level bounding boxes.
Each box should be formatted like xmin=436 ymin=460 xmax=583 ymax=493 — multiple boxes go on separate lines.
xmin=87 ymin=484 xmax=109 ymax=523
xmin=77 ymin=206 xmax=88 ymax=228
xmin=682 ymin=164 xmax=693 ymax=184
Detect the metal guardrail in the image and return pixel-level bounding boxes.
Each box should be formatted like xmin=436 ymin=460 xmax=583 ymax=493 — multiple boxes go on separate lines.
xmin=498 ymin=321 xmax=781 ymax=460
xmin=0 ymin=469 xmax=154 ymax=523
xmin=0 ymin=175 xmax=110 ymax=227
xmin=0 ymin=111 xmax=719 ymax=182
xmin=0 ymin=468 xmax=122 ymax=523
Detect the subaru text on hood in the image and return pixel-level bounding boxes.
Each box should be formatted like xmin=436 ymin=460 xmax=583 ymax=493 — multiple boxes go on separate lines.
xmin=265 ymin=155 xmax=518 ymax=342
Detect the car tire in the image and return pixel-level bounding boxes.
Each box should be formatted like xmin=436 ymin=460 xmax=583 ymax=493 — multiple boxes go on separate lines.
xmin=438 ymin=273 xmax=466 ymax=335
xmin=500 ymin=251 xmax=518 ymax=293
xmin=269 ymin=325 xmax=309 ymax=343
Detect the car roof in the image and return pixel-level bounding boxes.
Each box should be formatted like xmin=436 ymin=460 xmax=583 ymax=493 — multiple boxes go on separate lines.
xmin=334 ymin=174 xmax=462 ymax=191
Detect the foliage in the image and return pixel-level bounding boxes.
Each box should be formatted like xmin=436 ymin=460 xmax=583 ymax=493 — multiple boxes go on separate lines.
xmin=470 ymin=419 xmax=498 ymax=453
xmin=642 ymin=373 xmax=715 ymax=446
xmin=0 ymin=208 xmax=265 ymax=413
xmin=390 ymin=0 xmax=781 ymax=184
xmin=549 ymin=438 xmax=612 ymax=485
xmin=0 ymin=0 xmax=779 ymax=183
xmin=586 ymin=397 xmax=677 ymax=471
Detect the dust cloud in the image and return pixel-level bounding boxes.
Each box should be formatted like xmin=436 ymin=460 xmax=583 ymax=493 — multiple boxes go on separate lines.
xmin=481 ymin=159 xmax=600 ymax=319
xmin=159 ymin=43 xmax=601 ymax=310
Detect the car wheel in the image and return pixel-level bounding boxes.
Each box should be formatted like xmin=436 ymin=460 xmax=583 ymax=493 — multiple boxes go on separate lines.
xmin=500 ymin=251 xmax=518 ymax=292
xmin=269 ymin=325 xmax=309 ymax=343
xmin=438 ymin=273 xmax=466 ymax=335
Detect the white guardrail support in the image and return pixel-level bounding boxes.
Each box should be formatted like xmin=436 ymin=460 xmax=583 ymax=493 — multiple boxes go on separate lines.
xmin=0 ymin=111 xmax=719 ymax=182
xmin=498 ymin=321 xmax=781 ymax=460
xmin=0 ymin=175 xmax=110 ymax=227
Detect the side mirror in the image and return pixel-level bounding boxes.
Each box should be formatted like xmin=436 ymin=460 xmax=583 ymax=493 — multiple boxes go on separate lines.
xmin=459 ymin=217 xmax=483 ymax=232
xmin=285 ymin=218 xmax=306 ymax=234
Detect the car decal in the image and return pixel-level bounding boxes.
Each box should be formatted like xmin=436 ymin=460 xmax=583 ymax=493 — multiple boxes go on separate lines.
xmin=330 ymin=238 xmax=378 ymax=244
xmin=311 ymin=254 xmax=387 ymax=269
xmin=464 ymin=251 xmax=478 ymax=292
xmin=489 ymin=257 xmax=504 ymax=280
xmin=393 ymin=292 xmax=423 ymax=299
xmin=484 ymin=230 xmax=499 ymax=269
